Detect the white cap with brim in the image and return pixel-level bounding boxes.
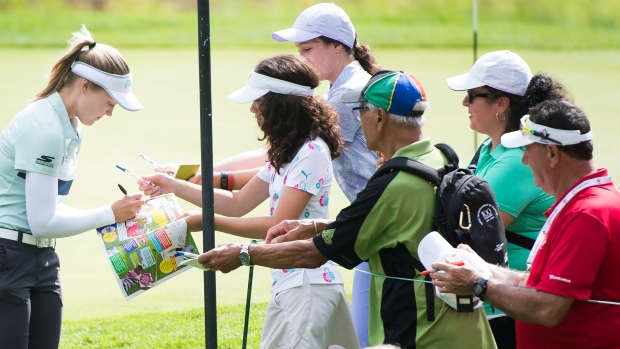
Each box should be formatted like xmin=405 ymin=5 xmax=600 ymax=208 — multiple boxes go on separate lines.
xmin=446 ymin=50 xmax=533 ymax=96
xmin=272 ymin=3 xmax=356 ymax=48
xmin=71 ymin=61 xmax=143 ymax=111
xmin=501 ymin=116 xmax=593 ymax=148
xmin=228 ymin=71 xmax=315 ymax=104
xmin=272 ymin=27 xmax=323 ymax=45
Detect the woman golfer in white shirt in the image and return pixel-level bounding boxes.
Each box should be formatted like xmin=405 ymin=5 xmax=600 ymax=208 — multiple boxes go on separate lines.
xmin=0 ymin=26 xmax=144 ymax=349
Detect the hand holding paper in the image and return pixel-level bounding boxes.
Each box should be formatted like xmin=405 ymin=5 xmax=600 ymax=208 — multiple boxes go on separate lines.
xmin=418 ymin=231 xmax=492 ymax=310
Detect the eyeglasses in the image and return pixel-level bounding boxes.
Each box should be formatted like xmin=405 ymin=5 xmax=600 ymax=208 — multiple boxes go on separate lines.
xmin=351 ymin=105 xmax=370 ymax=114
xmin=520 ymin=115 xmax=564 ymax=145
xmin=467 ymin=91 xmax=490 ymax=103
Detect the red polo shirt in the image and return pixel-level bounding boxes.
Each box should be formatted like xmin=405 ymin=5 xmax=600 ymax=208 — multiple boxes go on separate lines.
xmin=517 ymin=169 xmax=620 ymax=348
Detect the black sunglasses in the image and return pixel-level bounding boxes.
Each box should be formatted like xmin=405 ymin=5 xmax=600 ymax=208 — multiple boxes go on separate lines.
xmin=467 ymin=91 xmax=490 ymax=103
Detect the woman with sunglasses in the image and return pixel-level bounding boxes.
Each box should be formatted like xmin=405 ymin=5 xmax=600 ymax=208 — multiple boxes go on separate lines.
xmin=446 ymin=50 xmax=568 ymax=349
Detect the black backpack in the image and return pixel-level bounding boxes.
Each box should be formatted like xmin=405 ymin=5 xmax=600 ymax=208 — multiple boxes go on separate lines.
xmin=468 ymin=140 xmax=536 ymax=251
xmin=371 ymin=143 xmax=508 ymax=267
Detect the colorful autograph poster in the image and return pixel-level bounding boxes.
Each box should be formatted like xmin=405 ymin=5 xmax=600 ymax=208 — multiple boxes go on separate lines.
xmin=96 ymin=194 xmax=199 ymax=300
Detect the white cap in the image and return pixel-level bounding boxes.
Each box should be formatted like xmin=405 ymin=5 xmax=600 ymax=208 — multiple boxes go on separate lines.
xmin=228 ymin=71 xmax=315 ymax=104
xmin=501 ymin=115 xmax=593 ymax=148
xmin=71 ymin=61 xmax=143 ymax=111
xmin=272 ymin=3 xmax=356 ymax=48
xmin=446 ymin=50 xmax=533 ymax=96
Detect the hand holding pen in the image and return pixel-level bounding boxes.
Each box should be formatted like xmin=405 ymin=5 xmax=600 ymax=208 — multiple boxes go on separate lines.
xmin=116 ymin=165 xmax=162 ymax=194
xmin=111 ymin=183 xmax=144 ymax=222
xmin=136 ymin=172 xmax=178 ymax=198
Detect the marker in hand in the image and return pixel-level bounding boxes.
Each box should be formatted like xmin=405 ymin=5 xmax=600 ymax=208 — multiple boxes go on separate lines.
xmin=175 ymin=250 xmax=199 ymax=259
xmin=115 ymin=164 xmax=158 ymax=190
xmin=139 ymin=154 xmax=174 ymax=175
xmin=118 ymin=183 xmax=128 ymax=195
xmin=420 ymin=260 xmax=465 ymax=275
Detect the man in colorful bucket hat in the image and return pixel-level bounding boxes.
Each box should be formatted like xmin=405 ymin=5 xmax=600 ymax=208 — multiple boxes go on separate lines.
xmin=196 ymin=70 xmax=497 ymax=348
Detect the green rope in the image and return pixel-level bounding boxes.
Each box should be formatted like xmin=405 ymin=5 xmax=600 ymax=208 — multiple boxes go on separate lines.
xmin=350 ymin=264 xmax=432 ymax=284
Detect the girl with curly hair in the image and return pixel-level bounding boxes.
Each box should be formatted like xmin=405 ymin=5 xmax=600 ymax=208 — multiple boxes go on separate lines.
xmin=139 ymin=54 xmax=359 ymax=349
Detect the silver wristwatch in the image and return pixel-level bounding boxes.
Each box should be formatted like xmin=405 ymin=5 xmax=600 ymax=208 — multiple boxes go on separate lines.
xmin=239 ymin=243 xmax=251 ymax=266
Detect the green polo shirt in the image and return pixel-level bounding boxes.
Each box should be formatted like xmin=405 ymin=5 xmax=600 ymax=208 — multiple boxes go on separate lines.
xmin=475 ymin=138 xmax=554 ymax=271
xmin=0 ymin=92 xmax=81 ymax=231
xmin=476 ymin=139 xmax=554 ymax=317
xmin=315 ymin=138 xmax=496 ymax=348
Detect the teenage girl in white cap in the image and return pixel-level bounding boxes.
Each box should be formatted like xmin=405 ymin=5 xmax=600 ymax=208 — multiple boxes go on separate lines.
xmin=270 ymin=5 xmax=380 ymax=346
xmin=0 ymin=26 xmax=144 ymax=349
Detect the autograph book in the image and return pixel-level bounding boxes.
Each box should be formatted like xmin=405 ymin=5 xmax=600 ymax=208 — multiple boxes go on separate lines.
xmin=96 ymin=193 xmax=199 ymax=300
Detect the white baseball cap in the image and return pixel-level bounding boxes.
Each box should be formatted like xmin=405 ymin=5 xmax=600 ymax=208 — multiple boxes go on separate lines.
xmin=446 ymin=50 xmax=533 ymax=96
xmin=272 ymin=3 xmax=356 ymax=48
xmin=71 ymin=61 xmax=143 ymax=111
xmin=228 ymin=71 xmax=315 ymax=104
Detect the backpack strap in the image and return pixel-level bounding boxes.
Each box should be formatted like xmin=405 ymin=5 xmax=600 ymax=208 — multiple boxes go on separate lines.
xmin=433 ymin=143 xmax=460 ymax=177
xmin=434 ymin=143 xmax=459 ymax=167
xmin=372 ymin=143 xmax=461 ymax=185
xmin=372 ymin=157 xmax=440 ymax=185
xmin=467 ymin=138 xmax=490 ymax=172
xmin=505 ymin=230 xmax=536 ymax=250
xmin=411 ymin=257 xmax=436 ymax=322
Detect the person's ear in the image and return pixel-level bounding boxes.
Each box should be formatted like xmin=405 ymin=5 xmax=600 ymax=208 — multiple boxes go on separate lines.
xmin=333 ymin=43 xmax=343 ymax=55
xmin=80 ymin=79 xmax=90 ymax=93
xmin=547 ymin=145 xmax=560 ymax=167
xmin=496 ymin=96 xmax=510 ymax=115
xmin=376 ymin=109 xmax=387 ymax=132
xmin=377 ymin=109 xmax=387 ymax=123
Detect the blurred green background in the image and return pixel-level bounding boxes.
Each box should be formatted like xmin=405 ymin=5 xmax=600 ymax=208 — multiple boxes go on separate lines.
xmin=1 ymin=1 xmax=619 ymax=348
xmin=1 ymin=0 xmax=620 ymax=49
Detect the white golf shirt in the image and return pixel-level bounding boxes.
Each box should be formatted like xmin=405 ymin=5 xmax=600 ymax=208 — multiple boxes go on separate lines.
xmin=0 ymin=92 xmax=80 ymax=232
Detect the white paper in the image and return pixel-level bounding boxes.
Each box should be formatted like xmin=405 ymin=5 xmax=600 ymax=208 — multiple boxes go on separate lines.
xmin=418 ymin=231 xmax=492 ymax=310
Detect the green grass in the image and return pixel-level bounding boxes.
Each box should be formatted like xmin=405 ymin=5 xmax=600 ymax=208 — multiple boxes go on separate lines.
xmin=60 ymin=303 xmax=267 ymax=348
xmin=1 ymin=0 xmax=620 ymax=49
xmin=2 ymin=0 xmax=620 ymax=342
xmin=1 ymin=47 xmax=619 ymax=347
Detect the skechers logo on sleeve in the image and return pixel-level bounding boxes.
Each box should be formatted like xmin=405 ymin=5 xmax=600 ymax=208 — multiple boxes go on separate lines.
xmin=35 ymin=155 xmax=55 ymax=168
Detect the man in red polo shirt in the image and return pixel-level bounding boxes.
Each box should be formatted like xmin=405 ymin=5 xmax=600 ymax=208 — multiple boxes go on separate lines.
xmin=431 ymin=100 xmax=620 ymax=348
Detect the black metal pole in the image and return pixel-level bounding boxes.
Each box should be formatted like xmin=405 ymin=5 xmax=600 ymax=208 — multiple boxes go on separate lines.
xmin=197 ymin=1 xmax=217 ymax=348
xmin=473 ymin=0 xmax=479 ymax=150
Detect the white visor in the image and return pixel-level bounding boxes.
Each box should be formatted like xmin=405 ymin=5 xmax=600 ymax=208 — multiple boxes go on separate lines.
xmin=501 ymin=116 xmax=593 ymax=148
xmin=71 ymin=61 xmax=143 ymax=111
xmin=228 ymin=71 xmax=315 ymax=104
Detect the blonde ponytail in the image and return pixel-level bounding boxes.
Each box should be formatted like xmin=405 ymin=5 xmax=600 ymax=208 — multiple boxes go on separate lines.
xmin=35 ymin=25 xmax=130 ymax=100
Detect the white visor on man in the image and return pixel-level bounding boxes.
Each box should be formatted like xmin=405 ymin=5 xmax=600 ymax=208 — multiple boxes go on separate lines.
xmin=71 ymin=61 xmax=143 ymax=111
xmin=228 ymin=71 xmax=315 ymax=104
xmin=501 ymin=115 xmax=593 ymax=148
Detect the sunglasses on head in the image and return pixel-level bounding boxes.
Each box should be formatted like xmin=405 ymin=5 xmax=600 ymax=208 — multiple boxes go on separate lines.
xmin=520 ymin=115 xmax=564 ymax=145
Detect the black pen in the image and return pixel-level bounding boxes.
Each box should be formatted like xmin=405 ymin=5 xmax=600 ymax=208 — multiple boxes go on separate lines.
xmin=118 ymin=184 xmax=128 ymax=195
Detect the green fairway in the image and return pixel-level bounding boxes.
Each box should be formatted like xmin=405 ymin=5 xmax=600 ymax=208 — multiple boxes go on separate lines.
xmin=1 ymin=47 xmax=619 ymax=347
